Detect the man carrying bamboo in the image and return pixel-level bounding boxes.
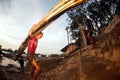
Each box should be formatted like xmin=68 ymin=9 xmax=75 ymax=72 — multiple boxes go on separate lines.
xmin=27 ymin=24 xmax=43 ymax=80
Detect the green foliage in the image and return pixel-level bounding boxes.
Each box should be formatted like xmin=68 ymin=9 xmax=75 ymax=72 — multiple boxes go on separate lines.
xmin=66 ymin=0 xmax=120 ymax=46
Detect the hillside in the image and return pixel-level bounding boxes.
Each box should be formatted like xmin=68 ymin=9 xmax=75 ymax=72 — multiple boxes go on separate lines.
xmin=37 ymin=15 xmax=120 ymax=80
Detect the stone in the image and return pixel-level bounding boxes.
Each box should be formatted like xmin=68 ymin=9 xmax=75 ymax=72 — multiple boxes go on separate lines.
xmin=110 ymin=48 xmax=120 ymax=62
xmin=104 ymin=51 xmax=110 ymax=60
xmin=6 ymin=67 xmax=20 ymax=73
xmin=89 ymin=50 xmax=96 ymax=56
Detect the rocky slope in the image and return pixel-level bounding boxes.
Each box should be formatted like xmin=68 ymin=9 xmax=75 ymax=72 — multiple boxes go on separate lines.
xmin=37 ymin=15 xmax=120 ymax=80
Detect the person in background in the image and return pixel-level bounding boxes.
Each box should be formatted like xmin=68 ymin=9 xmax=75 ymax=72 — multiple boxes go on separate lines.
xmin=19 ymin=56 xmax=24 ymax=72
xmin=0 ymin=45 xmax=3 ymax=57
xmin=83 ymin=15 xmax=96 ymax=49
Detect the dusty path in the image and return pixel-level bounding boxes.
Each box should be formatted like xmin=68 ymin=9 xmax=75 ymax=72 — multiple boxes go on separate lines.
xmin=80 ymin=55 xmax=120 ymax=80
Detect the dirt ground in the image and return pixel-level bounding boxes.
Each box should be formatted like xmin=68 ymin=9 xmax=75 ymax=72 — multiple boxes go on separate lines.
xmin=3 ymin=54 xmax=120 ymax=80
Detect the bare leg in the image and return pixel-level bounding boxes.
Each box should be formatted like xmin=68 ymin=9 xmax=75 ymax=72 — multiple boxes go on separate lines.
xmin=30 ymin=65 xmax=35 ymax=78
xmin=31 ymin=58 xmax=40 ymax=80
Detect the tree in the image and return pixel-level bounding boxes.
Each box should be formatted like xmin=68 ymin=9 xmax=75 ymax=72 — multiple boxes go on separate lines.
xmin=66 ymin=0 xmax=120 ymax=46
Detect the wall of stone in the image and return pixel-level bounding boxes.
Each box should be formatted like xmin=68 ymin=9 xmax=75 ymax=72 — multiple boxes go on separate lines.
xmin=88 ymin=15 xmax=120 ymax=63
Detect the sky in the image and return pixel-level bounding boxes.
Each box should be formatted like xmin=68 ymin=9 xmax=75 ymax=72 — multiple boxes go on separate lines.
xmin=0 ymin=0 xmax=69 ymax=55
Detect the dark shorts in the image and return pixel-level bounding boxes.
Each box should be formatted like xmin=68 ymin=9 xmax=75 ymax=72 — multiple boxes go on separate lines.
xmin=27 ymin=52 xmax=35 ymax=63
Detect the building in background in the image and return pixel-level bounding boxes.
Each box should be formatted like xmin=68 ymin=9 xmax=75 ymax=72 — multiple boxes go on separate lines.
xmin=61 ymin=43 xmax=80 ymax=56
